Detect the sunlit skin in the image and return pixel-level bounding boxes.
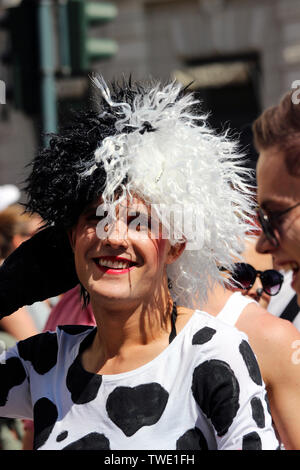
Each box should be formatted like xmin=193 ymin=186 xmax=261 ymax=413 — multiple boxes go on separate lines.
xmin=256 ymin=146 xmax=300 ymax=304
xmin=68 ymin=196 xmax=191 ymax=375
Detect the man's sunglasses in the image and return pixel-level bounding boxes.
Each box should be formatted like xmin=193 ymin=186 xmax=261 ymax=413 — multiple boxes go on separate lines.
xmin=256 ymin=202 xmax=300 ymax=247
xmin=230 ymin=262 xmax=284 ymax=296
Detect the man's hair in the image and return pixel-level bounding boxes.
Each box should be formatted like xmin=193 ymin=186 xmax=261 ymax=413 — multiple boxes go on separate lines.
xmin=252 ymin=90 xmax=300 ymax=176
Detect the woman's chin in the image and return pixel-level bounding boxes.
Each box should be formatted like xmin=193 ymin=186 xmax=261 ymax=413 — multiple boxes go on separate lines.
xmin=88 ymin=286 xmax=135 ymax=305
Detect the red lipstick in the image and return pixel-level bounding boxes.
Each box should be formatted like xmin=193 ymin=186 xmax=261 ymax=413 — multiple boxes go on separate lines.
xmin=94 ymin=256 xmax=137 ymax=275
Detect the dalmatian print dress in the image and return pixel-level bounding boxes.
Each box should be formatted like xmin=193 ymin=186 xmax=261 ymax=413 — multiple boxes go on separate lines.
xmin=0 ymin=310 xmax=279 ymax=450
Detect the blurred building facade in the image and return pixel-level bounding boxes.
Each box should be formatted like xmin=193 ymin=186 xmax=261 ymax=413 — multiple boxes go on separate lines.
xmin=1 ymin=0 xmax=300 ymax=190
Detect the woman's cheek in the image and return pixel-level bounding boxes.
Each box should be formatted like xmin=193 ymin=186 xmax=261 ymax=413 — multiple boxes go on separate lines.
xmin=157 ymin=238 xmax=168 ymax=257
xmin=155 ymin=238 xmax=170 ymax=268
xmin=139 ymin=237 xmax=168 ymax=271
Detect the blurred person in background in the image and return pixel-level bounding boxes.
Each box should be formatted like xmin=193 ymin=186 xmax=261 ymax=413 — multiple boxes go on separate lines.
xmin=0 ymin=184 xmax=20 ymax=213
xmin=253 ymin=91 xmax=300 ymax=331
xmin=201 ymin=235 xmax=300 ymax=449
xmin=0 ymin=204 xmax=59 ymax=450
xmin=231 ymin=237 xmax=278 ymax=309
xmin=0 ymin=199 xmax=40 ymax=449
xmin=0 ymin=204 xmax=51 ymax=338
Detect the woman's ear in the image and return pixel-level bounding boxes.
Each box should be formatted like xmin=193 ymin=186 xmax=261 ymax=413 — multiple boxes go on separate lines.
xmin=165 ymin=241 xmax=186 ymax=265
xmin=67 ymin=227 xmax=76 ymax=252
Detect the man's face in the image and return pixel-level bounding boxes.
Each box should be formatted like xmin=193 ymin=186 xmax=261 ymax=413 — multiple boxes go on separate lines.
xmin=256 ymin=146 xmax=300 ymax=302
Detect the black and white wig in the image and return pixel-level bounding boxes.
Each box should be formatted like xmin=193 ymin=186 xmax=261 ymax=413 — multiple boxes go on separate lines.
xmin=26 ymin=76 xmax=255 ymax=308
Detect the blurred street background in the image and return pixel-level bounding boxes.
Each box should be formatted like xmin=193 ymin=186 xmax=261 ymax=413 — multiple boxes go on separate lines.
xmin=1 ymin=0 xmax=300 ymax=198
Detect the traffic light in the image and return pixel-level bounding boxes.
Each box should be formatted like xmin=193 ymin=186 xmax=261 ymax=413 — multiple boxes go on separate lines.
xmin=67 ymin=0 xmax=118 ymax=75
xmin=2 ymin=1 xmax=40 ymax=114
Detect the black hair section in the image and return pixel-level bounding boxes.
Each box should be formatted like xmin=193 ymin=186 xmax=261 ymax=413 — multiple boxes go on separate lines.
xmin=24 ymin=76 xmax=168 ymax=229
xmin=80 ymin=283 xmax=90 ymax=308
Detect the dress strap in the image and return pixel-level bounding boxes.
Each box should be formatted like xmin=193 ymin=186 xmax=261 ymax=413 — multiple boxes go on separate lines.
xmin=168 ymin=303 xmax=178 ymax=344
xmin=217 ymin=291 xmax=257 ymax=326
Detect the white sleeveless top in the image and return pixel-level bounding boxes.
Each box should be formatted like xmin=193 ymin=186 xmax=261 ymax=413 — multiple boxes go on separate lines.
xmin=217 ymin=292 xmax=257 ymax=326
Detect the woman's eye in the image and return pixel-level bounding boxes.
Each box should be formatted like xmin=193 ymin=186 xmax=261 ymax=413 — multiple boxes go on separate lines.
xmin=127 ymin=214 xmax=151 ymax=231
xmin=86 ymin=212 xmax=108 ymax=223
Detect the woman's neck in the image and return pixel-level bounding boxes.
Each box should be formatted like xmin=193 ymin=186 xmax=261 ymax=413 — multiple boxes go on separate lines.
xmin=200 ymin=282 xmax=232 ymax=317
xmin=90 ymin=292 xmax=173 ymax=355
xmin=79 ymin=291 xmax=176 ymax=375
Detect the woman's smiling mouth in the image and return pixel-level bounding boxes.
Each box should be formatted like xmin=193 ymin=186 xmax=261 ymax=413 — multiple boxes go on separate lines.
xmin=93 ymin=256 xmax=138 ymax=274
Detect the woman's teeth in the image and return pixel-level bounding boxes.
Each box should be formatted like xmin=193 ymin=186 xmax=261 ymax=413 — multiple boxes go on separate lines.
xmin=98 ymin=259 xmax=132 ymax=269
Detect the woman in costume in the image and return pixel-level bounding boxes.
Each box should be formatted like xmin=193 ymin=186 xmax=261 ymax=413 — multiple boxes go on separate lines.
xmin=0 ymin=78 xmax=278 ymax=450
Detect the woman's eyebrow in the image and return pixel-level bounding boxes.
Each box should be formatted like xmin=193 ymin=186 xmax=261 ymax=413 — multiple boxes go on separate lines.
xmin=82 ymin=205 xmax=99 ymax=215
xmin=127 ymin=210 xmax=149 ymax=216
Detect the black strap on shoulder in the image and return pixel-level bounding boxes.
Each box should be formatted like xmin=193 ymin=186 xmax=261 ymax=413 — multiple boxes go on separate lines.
xmin=168 ymin=303 xmax=178 ymax=344
xmin=280 ymin=295 xmax=300 ymax=323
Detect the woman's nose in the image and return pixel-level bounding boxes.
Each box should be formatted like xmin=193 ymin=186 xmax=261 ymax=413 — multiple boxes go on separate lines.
xmin=247 ymin=277 xmax=263 ymax=297
xmin=102 ymin=219 xmax=129 ymax=249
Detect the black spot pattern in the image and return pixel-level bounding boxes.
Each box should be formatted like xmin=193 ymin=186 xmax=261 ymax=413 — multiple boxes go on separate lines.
xmin=242 ymin=431 xmax=262 ymax=450
xmin=106 ymin=383 xmax=169 ymax=437
xmin=239 ymin=340 xmax=262 ymax=386
xmin=56 ymin=431 xmax=68 ymax=442
xmin=17 ymin=332 xmax=58 ymax=375
xmin=66 ymin=359 xmax=102 ymax=405
xmin=192 ymin=327 xmax=216 ymax=345
xmin=62 ymin=432 xmax=110 ymax=450
xmin=58 ymin=325 xmax=94 ymax=335
xmin=33 ymin=397 xmax=58 ymax=449
xmin=192 ymin=359 xmax=240 ymax=437
xmin=265 ymin=392 xmax=271 ymax=415
xmin=176 ymin=427 xmax=208 ymax=450
xmin=66 ymin=328 xmax=102 ymax=404
xmin=251 ymin=397 xmax=265 ymax=428
xmin=0 ymin=357 xmax=26 ymax=406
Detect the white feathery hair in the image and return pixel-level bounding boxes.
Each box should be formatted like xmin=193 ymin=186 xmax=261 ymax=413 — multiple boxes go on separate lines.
xmin=86 ymin=75 xmax=255 ymax=308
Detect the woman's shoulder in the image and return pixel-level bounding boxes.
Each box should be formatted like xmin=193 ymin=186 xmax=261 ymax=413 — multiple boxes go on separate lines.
xmin=191 ymin=308 xmax=248 ymax=337
xmin=14 ymin=325 xmax=95 ymax=368
xmin=178 ymin=308 xmax=264 ymax=393
xmin=177 ymin=307 xmax=249 ymax=354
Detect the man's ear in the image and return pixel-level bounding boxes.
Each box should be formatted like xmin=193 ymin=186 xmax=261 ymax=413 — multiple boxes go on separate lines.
xmin=165 ymin=241 xmax=186 ymax=265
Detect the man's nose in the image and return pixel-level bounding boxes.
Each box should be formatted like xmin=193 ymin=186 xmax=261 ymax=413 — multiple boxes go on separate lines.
xmin=256 ymin=232 xmax=275 ymax=255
